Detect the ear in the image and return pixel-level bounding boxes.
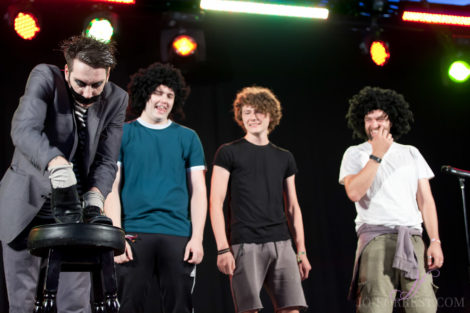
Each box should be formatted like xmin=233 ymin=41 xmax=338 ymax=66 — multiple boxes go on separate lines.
xmin=106 ymin=68 xmax=110 ymax=83
xmin=64 ymin=64 xmax=69 ymax=83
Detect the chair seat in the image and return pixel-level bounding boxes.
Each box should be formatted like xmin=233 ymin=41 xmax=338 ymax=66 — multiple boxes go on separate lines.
xmin=27 ymin=223 xmax=125 ymax=257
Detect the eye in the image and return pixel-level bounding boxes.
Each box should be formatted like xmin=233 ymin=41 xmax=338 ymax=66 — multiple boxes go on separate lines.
xmin=91 ymin=82 xmax=103 ymax=89
xmin=76 ymin=80 xmax=86 ymax=87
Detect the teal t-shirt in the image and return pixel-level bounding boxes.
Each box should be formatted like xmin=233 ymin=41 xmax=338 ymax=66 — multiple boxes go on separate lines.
xmin=119 ymin=119 xmax=206 ymax=236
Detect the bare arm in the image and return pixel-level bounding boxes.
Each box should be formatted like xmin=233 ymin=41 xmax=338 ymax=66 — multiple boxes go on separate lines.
xmin=344 ymin=126 xmax=393 ymax=202
xmin=284 ymin=175 xmax=311 ymax=280
xmin=209 ymin=165 xmax=235 ymax=275
xmin=103 ymin=165 xmax=133 ymax=263
xmin=184 ymin=169 xmax=207 ymax=265
xmin=416 ymin=178 xmax=443 ymax=270
xmin=104 ymin=165 xmax=122 ymax=228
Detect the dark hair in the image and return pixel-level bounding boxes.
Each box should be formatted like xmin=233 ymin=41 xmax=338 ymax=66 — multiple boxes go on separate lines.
xmin=61 ymin=35 xmax=117 ymax=71
xmin=127 ymin=62 xmax=189 ymax=120
xmin=233 ymin=86 xmax=282 ymax=133
xmin=346 ymin=86 xmax=414 ymax=140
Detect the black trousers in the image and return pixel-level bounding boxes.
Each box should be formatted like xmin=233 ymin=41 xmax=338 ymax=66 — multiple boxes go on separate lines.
xmin=116 ymin=233 xmax=195 ymax=313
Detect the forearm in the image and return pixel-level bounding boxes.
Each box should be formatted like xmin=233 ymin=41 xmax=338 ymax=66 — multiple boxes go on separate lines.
xmin=190 ymin=188 xmax=207 ymax=242
xmin=287 ymin=205 xmax=307 ymax=252
xmin=103 ymin=166 xmax=122 ymax=228
xmin=103 ymin=190 xmax=122 ymax=228
xmin=210 ymin=201 xmax=230 ymax=250
xmin=421 ymin=201 xmax=440 ymax=240
xmin=344 ymin=160 xmax=380 ymax=202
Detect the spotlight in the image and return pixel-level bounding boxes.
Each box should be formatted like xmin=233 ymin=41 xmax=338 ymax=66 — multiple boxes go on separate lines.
xmin=160 ymin=29 xmax=205 ymax=63
xmin=448 ymin=60 xmax=470 ymax=83
xmin=14 ymin=11 xmax=40 ymax=40
xmin=7 ymin=4 xmax=41 ymax=40
xmin=172 ymin=35 xmax=198 ymax=57
xmin=84 ymin=12 xmax=118 ymax=43
xmin=370 ymin=40 xmax=390 ymax=66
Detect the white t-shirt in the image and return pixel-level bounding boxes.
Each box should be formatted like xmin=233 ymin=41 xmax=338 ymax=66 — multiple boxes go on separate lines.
xmin=339 ymin=142 xmax=434 ymax=232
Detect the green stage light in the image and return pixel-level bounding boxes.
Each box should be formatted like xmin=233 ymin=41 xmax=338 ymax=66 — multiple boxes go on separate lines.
xmin=448 ymin=61 xmax=470 ymax=83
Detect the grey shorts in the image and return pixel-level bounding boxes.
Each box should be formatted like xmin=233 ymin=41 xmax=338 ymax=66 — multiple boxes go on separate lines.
xmin=230 ymin=240 xmax=307 ymax=313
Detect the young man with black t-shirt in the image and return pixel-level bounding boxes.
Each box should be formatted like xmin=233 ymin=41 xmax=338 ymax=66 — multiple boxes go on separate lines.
xmin=210 ymin=86 xmax=311 ymax=313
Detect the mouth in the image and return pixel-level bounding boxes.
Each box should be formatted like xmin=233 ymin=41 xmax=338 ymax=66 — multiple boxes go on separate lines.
xmin=155 ymin=103 xmax=168 ymax=114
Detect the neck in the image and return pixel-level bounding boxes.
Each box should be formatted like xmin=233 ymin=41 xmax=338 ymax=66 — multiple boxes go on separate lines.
xmin=140 ymin=114 xmax=169 ymax=126
xmin=244 ymin=132 xmax=269 ymax=145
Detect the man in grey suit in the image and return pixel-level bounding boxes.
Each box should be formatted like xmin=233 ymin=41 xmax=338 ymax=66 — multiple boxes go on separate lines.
xmin=0 ymin=35 xmax=128 ymax=313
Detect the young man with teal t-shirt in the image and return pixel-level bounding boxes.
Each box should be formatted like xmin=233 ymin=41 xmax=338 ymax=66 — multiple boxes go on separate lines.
xmin=104 ymin=63 xmax=207 ymax=313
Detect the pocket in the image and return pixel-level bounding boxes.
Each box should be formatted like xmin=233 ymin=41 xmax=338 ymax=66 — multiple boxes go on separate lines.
xmin=232 ymin=243 xmax=244 ymax=263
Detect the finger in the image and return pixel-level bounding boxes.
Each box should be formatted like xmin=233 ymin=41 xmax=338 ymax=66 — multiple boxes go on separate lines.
xmin=188 ymin=251 xmax=198 ymax=264
xmin=126 ymin=244 xmax=133 ymax=261
xmin=183 ymin=245 xmax=191 ymax=261
xmin=126 ymin=247 xmax=134 ymax=261
xmin=229 ymin=259 xmax=236 ymax=276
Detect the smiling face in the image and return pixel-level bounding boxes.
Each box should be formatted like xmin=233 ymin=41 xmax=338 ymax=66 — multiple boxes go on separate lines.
xmin=241 ymin=105 xmax=270 ymax=137
xmin=140 ymin=84 xmax=175 ymax=125
xmin=364 ymin=109 xmax=392 ymax=140
xmin=64 ymin=58 xmax=109 ymax=108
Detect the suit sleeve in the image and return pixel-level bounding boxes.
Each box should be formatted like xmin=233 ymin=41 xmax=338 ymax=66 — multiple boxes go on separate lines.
xmin=10 ymin=64 xmax=64 ymax=173
xmin=87 ymin=90 xmax=128 ymax=198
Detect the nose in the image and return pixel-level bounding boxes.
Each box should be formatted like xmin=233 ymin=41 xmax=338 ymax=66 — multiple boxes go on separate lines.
xmin=83 ymin=86 xmax=93 ymax=98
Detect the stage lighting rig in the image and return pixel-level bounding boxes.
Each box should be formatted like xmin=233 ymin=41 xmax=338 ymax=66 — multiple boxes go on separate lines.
xmin=160 ymin=12 xmax=206 ymax=66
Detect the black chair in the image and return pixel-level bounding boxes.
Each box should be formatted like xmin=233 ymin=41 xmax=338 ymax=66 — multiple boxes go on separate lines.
xmin=27 ymin=223 xmax=125 ymax=313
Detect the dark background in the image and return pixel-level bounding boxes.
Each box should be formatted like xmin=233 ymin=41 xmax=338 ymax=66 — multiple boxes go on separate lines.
xmin=1 ymin=0 xmax=470 ymax=312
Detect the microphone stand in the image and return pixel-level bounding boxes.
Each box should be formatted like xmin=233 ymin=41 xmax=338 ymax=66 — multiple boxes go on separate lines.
xmin=457 ymin=177 xmax=470 ymax=282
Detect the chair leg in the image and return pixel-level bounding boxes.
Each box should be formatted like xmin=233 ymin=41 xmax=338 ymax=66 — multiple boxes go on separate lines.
xmin=101 ymin=251 xmax=119 ymax=313
xmin=91 ymin=269 xmax=106 ymax=313
xmin=40 ymin=248 xmax=62 ymax=313
xmin=33 ymin=265 xmax=47 ymax=313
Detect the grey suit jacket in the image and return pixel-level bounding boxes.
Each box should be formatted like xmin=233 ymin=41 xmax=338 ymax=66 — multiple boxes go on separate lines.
xmin=0 ymin=64 xmax=128 ymax=243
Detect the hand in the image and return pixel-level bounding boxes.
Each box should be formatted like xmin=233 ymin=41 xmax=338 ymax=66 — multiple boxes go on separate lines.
xmin=217 ymin=252 xmax=236 ymax=276
xmin=184 ymin=238 xmax=204 ymax=264
xmin=426 ymin=242 xmax=444 ymax=270
xmin=115 ymin=241 xmax=133 ymax=264
xmin=297 ymin=254 xmax=311 ymax=280
xmin=371 ymin=125 xmax=393 ymax=158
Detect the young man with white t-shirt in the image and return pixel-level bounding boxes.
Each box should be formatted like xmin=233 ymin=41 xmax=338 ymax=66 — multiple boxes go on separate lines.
xmin=339 ymin=86 xmax=444 ymax=313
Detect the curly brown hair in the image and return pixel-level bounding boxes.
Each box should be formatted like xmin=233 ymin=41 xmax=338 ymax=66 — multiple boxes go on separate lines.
xmin=233 ymin=86 xmax=282 ymax=133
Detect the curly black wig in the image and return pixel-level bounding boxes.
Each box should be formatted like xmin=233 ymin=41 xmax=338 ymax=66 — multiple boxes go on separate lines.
xmin=346 ymin=86 xmax=414 ymax=140
xmin=61 ymin=35 xmax=117 ymax=72
xmin=127 ymin=62 xmax=189 ymax=121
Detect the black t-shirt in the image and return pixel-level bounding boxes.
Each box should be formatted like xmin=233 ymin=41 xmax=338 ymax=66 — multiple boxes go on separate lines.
xmin=213 ymin=138 xmax=297 ymax=244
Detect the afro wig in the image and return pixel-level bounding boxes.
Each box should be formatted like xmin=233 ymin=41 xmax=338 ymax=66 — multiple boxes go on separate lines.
xmin=127 ymin=62 xmax=189 ymax=121
xmin=346 ymin=86 xmax=414 ymax=141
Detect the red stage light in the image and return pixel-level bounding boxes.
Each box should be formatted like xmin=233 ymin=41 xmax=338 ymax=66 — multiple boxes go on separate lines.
xmin=89 ymin=0 xmax=135 ymax=4
xmin=370 ymin=41 xmax=390 ymax=66
xmin=14 ymin=12 xmax=40 ymax=40
xmin=172 ymin=35 xmax=198 ymax=57
xmin=402 ymin=11 xmax=470 ymax=27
